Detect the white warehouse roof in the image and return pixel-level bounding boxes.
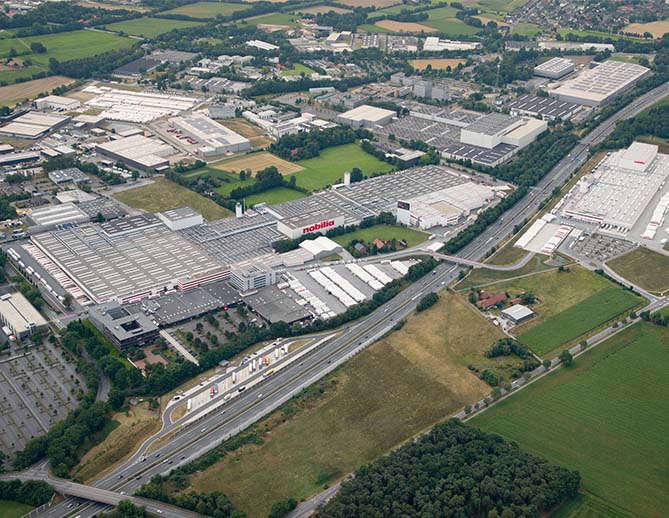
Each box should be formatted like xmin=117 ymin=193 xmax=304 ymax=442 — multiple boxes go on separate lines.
xmin=0 ymin=292 xmax=47 ymax=337
xmin=337 ymin=104 xmax=395 ymax=126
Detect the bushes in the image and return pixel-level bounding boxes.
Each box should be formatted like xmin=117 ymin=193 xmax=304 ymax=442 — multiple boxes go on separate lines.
xmin=416 ymin=292 xmax=438 ymax=312
xmin=0 ymin=479 xmax=53 ymax=506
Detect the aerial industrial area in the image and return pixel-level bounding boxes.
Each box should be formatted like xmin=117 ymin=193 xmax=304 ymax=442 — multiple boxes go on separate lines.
xmin=0 ymin=0 xmax=666 ymax=517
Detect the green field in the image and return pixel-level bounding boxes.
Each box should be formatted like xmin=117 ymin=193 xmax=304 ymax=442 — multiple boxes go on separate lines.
xmin=472 ymin=323 xmax=669 ymax=518
xmin=162 ymin=1 xmax=250 ymax=18
xmin=333 ymin=224 xmax=428 ymax=248
xmin=511 ymin=22 xmax=542 ymax=37
xmin=457 ymin=255 xmax=552 ymax=289
xmin=245 ymin=186 xmax=307 ymax=206
xmin=518 ymin=286 xmax=644 ymax=354
xmin=281 ymin=63 xmax=316 ymax=76
xmin=423 ymin=6 xmax=482 ymax=35
xmin=607 ymin=247 xmax=669 ymax=294
xmin=190 ymin=292 xmax=503 ymax=517
xmin=113 ymin=178 xmax=232 ymax=220
xmin=552 ymin=492 xmax=634 ymax=518
xmin=471 ymin=0 xmax=530 ymax=12
xmin=0 ymin=501 xmax=34 ymax=518
xmin=0 ymin=66 xmax=39 ymax=84
xmin=358 ymin=23 xmax=393 ymax=33
xmin=557 ymin=28 xmax=642 ymax=41
xmin=244 ymin=12 xmax=297 ymax=27
xmin=0 ymin=30 xmax=134 ymax=69
xmin=288 ymin=143 xmax=394 ymax=191
xmin=105 ymin=17 xmax=204 ymax=38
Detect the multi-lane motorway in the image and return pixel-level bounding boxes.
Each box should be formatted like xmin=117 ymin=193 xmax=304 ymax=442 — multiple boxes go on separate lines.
xmin=36 ymin=80 xmax=669 ymax=518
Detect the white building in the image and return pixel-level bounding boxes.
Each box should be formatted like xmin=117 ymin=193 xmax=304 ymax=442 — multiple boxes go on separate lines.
xmin=277 ymin=213 xmax=346 ymax=240
xmin=96 ymin=135 xmax=174 ymax=172
xmin=423 ymin=37 xmax=480 ymax=52
xmin=0 ymin=292 xmax=47 ymax=340
xmin=157 ymin=207 xmax=204 ymax=230
xmin=336 ymin=104 xmax=395 ymax=128
xmin=169 ymin=114 xmax=250 ymax=157
xmin=549 ymin=60 xmax=650 ymax=106
xmin=33 ymin=95 xmax=81 ymax=112
xmin=533 ymin=57 xmax=575 ymax=79
xmin=246 ymin=40 xmax=279 ymax=51
xmin=460 ymin=113 xmax=547 ymax=150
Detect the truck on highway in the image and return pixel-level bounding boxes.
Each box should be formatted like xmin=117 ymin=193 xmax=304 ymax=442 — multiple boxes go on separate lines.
xmin=210 ymin=386 xmax=215 ymax=398
xmin=262 ymin=369 xmax=274 ymax=378
xmin=187 ymin=399 xmax=192 ymax=411
xmin=232 ymin=371 xmax=237 ymax=383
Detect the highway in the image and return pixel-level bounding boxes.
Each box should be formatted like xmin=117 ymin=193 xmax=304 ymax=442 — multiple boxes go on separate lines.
xmin=36 ymin=80 xmax=669 ymax=518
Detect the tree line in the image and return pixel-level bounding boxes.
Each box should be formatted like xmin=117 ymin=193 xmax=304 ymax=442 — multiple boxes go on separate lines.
xmin=0 ymin=479 xmax=53 ymax=507
xmin=317 ymin=420 xmax=580 ymax=517
xmin=269 ymin=126 xmax=372 ymax=161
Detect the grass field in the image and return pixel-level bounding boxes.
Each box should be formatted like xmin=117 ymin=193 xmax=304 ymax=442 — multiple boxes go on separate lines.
xmin=0 ymin=75 xmax=74 ymax=105
xmin=333 ymin=224 xmax=428 ymax=248
xmin=244 ymin=186 xmax=306 ymax=206
xmin=0 ymin=501 xmax=34 ymax=518
xmin=280 ymin=63 xmax=316 ymax=76
xmin=472 ymin=323 xmax=669 ymax=517
xmin=518 ymin=286 xmax=644 ymax=354
xmin=410 ymin=58 xmax=466 ymax=70
xmin=105 ymin=17 xmax=204 ymax=38
xmin=0 ymin=30 xmax=133 ymax=68
xmin=468 ymin=0 xmax=530 ymax=12
xmin=557 ymin=28 xmax=641 ymax=41
xmin=607 ymin=247 xmax=669 ymax=294
xmin=244 ymin=12 xmax=298 ymax=27
xmin=162 ymin=1 xmax=250 ymax=18
xmin=113 ymin=178 xmax=232 ymax=220
xmin=374 ymin=20 xmax=437 ymax=33
xmin=339 ymin=0 xmax=402 ymax=7
xmin=287 ymin=143 xmax=393 ymax=191
xmin=190 ymin=292 xmax=503 ymax=517
xmin=511 ymin=22 xmax=542 ymax=37
xmin=456 ymin=255 xmax=552 ymax=289
xmin=423 ymin=6 xmax=482 ymax=35
xmin=213 ymin=152 xmax=304 ymax=176
xmin=551 ymin=492 xmax=634 ymax=518
xmin=293 ymin=5 xmax=351 ymax=14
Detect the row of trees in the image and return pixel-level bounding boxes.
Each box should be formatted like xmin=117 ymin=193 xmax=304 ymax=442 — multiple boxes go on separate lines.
xmin=0 ymin=479 xmax=53 ymax=507
xmin=318 ymin=420 xmax=581 ymax=517
xmin=269 ymin=126 xmax=371 ymax=161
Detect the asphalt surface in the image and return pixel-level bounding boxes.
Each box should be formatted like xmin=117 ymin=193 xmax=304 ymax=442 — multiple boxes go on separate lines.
xmin=36 ymin=80 xmax=669 ymax=518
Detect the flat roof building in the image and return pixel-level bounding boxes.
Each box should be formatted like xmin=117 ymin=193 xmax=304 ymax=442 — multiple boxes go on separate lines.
xmin=89 ymin=302 xmax=159 ymax=350
xmin=508 ymin=94 xmax=582 ymax=121
xmin=96 ymin=135 xmax=174 ymax=172
xmin=0 ymin=112 xmax=70 ymax=139
xmin=157 ymin=207 xmax=204 ymax=230
xmin=501 ymin=304 xmax=534 ymax=325
xmin=33 ymin=95 xmax=81 ymax=112
xmin=169 ymin=114 xmax=250 ymax=158
xmin=28 ymin=203 xmax=90 ymax=227
xmin=549 ymin=60 xmax=651 ymax=106
xmin=48 ymin=168 xmax=89 ymax=185
xmin=0 ymin=292 xmax=47 ymax=340
xmin=336 ymin=104 xmax=395 ymax=128
xmin=533 ymin=57 xmax=575 ymax=79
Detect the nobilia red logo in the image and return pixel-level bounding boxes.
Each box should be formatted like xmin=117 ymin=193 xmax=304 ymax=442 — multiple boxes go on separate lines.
xmin=302 ymin=219 xmax=335 ymax=234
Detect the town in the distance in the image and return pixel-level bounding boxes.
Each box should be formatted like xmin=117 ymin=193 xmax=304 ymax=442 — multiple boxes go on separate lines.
xmin=0 ymin=0 xmax=666 ymax=517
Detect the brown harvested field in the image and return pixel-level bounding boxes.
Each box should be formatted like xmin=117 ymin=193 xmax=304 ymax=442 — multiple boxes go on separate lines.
xmin=294 ymin=5 xmax=351 ymax=14
xmin=340 ymin=0 xmax=401 ymax=7
xmin=77 ymin=0 xmax=148 ymax=10
xmin=213 ymin=152 xmax=304 ymax=176
xmin=411 ymin=58 xmax=467 ymax=70
xmin=375 ymin=19 xmax=437 ymax=33
xmin=0 ymin=76 xmax=75 ymax=105
xmin=624 ymin=20 xmax=669 ymax=38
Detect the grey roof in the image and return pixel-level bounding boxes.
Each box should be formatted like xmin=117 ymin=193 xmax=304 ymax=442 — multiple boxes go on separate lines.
xmin=464 ymin=113 xmax=518 ymax=136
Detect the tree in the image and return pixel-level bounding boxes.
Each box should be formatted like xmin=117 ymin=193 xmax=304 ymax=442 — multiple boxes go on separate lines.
xmin=542 ymin=359 xmax=551 ymax=370
xmin=416 ymin=292 xmax=438 ymax=312
xmin=268 ymin=498 xmax=297 ymax=518
xmin=559 ymin=350 xmax=573 ymax=366
xmin=62 ymin=293 xmax=73 ymax=309
xmin=96 ymin=212 xmax=104 ymax=224
xmin=29 ymin=42 xmax=47 ymax=53
xmin=349 ymin=167 xmax=364 ymax=183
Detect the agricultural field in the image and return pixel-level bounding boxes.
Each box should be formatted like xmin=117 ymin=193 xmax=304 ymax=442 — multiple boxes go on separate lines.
xmin=374 ymin=20 xmax=437 ymax=33
xmin=244 ymin=186 xmax=306 ymax=206
xmin=0 ymin=65 xmax=40 ymax=84
xmin=338 ymin=0 xmax=402 ymax=8
xmin=243 ymin=12 xmax=298 ymax=27
xmin=624 ymin=20 xmax=669 ymax=38
xmin=189 ymin=292 xmax=504 ymax=517
xmin=607 ymin=247 xmax=669 ymax=294
xmin=510 ymin=22 xmax=542 ymax=37
xmin=162 ymin=1 xmax=250 ymax=18
xmin=280 ymin=63 xmax=316 ymax=76
xmin=466 ymin=0 xmax=530 ymax=12
xmin=113 ymin=178 xmax=232 ymax=220
xmin=293 ymin=5 xmax=351 ymax=15
xmin=332 ymin=224 xmax=428 ymax=248
xmin=423 ymin=6 xmax=482 ymax=35
xmin=287 ymin=143 xmax=394 ymax=191
xmin=218 ymin=118 xmax=271 ymax=149
xmin=0 ymin=30 xmax=134 ymax=71
xmin=0 ymin=75 xmax=74 ymax=106
xmin=77 ymin=0 xmax=148 ymax=11
xmin=0 ymin=501 xmax=34 ymax=518
xmin=357 ymin=23 xmax=393 ymax=33
xmin=557 ymin=28 xmax=641 ymax=41
xmin=472 ymin=323 xmax=669 ymax=518
xmin=410 ymin=58 xmax=466 ymax=70
xmin=104 ymin=17 xmax=204 ymax=38
xmin=212 ymin=152 xmax=305 ymax=176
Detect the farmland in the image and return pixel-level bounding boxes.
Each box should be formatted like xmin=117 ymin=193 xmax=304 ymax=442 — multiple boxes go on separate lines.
xmin=338 ymin=0 xmax=402 ymax=7
xmin=105 ymin=17 xmax=204 ymax=38
xmin=423 ymin=6 xmax=482 ymax=35
xmin=162 ymin=2 xmax=251 ymax=19
xmin=212 ymin=152 xmax=305 ymax=176
xmin=293 ymin=5 xmax=351 ymax=15
xmin=113 ymin=178 xmax=232 ymax=220
xmin=624 ymin=20 xmax=669 ymax=38
xmin=332 ymin=224 xmax=429 ymax=248
xmin=287 ymin=143 xmax=394 ymax=191
xmin=0 ymin=75 xmax=75 ymax=105
xmin=472 ymin=323 xmax=669 ymax=518
xmin=374 ymin=20 xmax=437 ymax=33
xmin=410 ymin=58 xmax=466 ymax=70
xmin=243 ymin=12 xmax=298 ymax=27
xmin=607 ymin=247 xmax=669 ymax=294
xmin=189 ymin=292 xmax=503 ymax=517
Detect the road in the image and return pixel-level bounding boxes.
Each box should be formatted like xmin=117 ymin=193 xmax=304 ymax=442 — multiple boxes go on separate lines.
xmin=36 ymin=81 xmax=669 ymax=517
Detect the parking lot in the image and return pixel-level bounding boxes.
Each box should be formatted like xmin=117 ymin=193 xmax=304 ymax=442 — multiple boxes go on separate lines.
xmin=0 ymin=340 xmax=86 ymax=458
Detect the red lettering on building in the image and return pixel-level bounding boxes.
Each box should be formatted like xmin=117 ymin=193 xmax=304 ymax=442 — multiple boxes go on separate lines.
xmin=302 ymin=219 xmax=335 ymax=234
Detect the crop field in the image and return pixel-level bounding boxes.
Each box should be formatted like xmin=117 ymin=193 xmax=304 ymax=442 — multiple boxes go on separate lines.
xmin=190 ymin=292 xmax=503 ymax=517
xmin=624 ymin=20 xmax=669 ymax=38
xmin=244 ymin=186 xmax=306 ymax=206
xmin=0 ymin=501 xmax=34 ymax=518
xmin=213 ymin=152 xmax=305 ymax=176
xmin=0 ymin=75 xmax=74 ymax=105
xmin=105 ymin=17 xmax=204 ymax=38
xmin=465 ymin=0 xmax=530 ymax=12
xmin=288 ymin=143 xmax=393 ymax=191
xmin=552 ymin=493 xmax=634 ymax=518
xmin=423 ymin=6 xmax=481 ymax=35
xmin=0 ymin=30 xmax=134 ymax=70
xmin=0 ymin=65 xmax=40 ymax=84
xmin=410 ymin=58 xmax=466 ymax=70
xmin=113 ymin=178 xmax=232 ymax=220
xmin=293 ymin=5 xmax=351 ymax=15
xmin=338 ymin=0 xmax=402 ymax=7
xmin=162 ymin=2 xmax=250 ymax=18
xmin=607 ymin=247 xmax=669 ymax=294
xmin=77 ymin=0 xmax=148 ymax=11
xmin=518 ymin=287 xmax=644 ymax=354
xmin=472 ymin=323 xmax=669 ymax=518
xmin=333 ymin=224 xmax=428 ymax=248
xmin=374 ymin=20 xmax=437 ymax=33
xmin=244 ymin=12 xmax=298 ymax=27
